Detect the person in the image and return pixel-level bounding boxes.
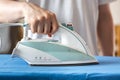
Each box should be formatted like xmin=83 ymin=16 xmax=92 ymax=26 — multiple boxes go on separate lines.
xmin=0 ymin=0 xmax=115 ymax=56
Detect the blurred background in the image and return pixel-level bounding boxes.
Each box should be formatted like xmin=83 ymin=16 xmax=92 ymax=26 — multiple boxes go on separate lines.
xmin=110 ymin=0 xmax=120 ymax=56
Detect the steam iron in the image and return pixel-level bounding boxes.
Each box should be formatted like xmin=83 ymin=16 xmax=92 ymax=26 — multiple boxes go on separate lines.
xmin=2 ymin=23 xmax=98 ymax=65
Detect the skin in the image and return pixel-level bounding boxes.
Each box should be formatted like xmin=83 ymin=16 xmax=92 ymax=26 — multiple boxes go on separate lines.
xmin=97 ymin=4 xmax=114 ymax=56
xmin=0 ymin=0 xmax=59 ymax=36
xmin=0 ymin=0 xmax=114 ymax=56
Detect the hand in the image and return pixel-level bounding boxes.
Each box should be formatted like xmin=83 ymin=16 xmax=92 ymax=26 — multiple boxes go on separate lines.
xmin=23 ymin=2 xmax=59 ymax=36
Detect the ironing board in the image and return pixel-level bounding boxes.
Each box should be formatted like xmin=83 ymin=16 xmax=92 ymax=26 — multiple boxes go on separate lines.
xmin=0 ymin=54 xmax=120 ymax=80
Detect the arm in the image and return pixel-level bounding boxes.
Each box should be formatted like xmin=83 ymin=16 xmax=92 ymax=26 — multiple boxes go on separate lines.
xmin=0 ymin=0 xmax=58 ymax=35
xmin=0 ymin=0 xmax=24 ymax=22
xmin=97 ymin=4 xmax=114 ymax=56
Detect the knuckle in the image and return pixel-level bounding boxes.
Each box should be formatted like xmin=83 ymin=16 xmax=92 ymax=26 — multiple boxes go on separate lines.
xmin=51 ymin=13 xmax=56 ymax=17
xmin=30 ymin=18 xmax=39 ymax=25
xmin=30 ymin=18 xmax=37 ymax=22
xmin=45 ymin=14 xmax=50 ymax=20
xmin=39 ymin=16 xmax=45 ymax=21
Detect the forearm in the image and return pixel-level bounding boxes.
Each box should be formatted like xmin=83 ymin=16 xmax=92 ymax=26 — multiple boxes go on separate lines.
xmin=0 ymin=0 xmax=25 ymax=22
xmin=97 ymin=4 xmax=114 ymax=56
xmin=0 ymin=0 xmax=59 ymax=35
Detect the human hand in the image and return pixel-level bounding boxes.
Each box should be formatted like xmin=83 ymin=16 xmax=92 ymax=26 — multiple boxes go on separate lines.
xmin=23 ymin=2 xmax=59 ymax=36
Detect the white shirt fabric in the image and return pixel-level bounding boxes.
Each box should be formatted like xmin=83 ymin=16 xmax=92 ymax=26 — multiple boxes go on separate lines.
xmin=27 ymin=0 xmax=115 ymax=55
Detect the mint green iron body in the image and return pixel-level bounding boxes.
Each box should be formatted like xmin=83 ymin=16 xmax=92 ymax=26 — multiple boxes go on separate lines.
xmin=10 ymin=23 xmax=98 ymax=65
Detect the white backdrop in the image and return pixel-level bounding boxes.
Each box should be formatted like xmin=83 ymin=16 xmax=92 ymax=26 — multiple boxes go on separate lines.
xmin=110 ymin=0 xmax=120 ymax=24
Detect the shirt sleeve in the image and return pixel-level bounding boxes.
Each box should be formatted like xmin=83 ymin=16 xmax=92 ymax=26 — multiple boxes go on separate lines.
xmin=99 ymin=0 xmax=117 ymax=5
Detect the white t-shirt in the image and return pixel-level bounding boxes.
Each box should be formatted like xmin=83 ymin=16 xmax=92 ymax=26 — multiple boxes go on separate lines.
xmin=27 ymin=0 xmax=115 ymax=55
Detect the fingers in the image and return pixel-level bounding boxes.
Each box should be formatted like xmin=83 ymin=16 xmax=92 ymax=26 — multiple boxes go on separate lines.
xmin=27 ymin=8 xmax=58 ymax=35
xmin=50 ymin=13 xmax=59 ymax=34
xmin=24 ymin=3 xmax=59 ymax=36
xmin=30 ymin=19 xmax=38 ymax=33
xmin=43 ymin=14 xmax=51 ymax=34
xmin=30 ymin=13 xmax=58 ymax=35
xmin=37 ymin=22 xmax=44 ymax=33
xmin=37 ymin=17 xmax=44 ymax=33
xmin=42 ymin=11 xmax=59 ymax=35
